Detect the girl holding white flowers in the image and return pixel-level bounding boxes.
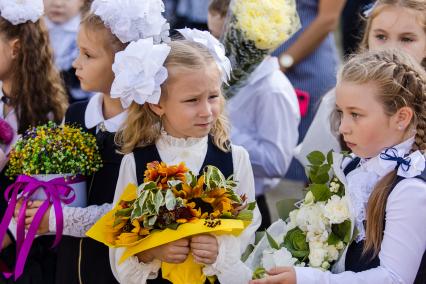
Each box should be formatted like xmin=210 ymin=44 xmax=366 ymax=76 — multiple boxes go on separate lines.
xmin=110 ymin=29 xmax=260 ymax=284
xmin=250 ymin=49 xmax=426 ymax=284
xmin=20 ymin=0 xmax=169 ymax=283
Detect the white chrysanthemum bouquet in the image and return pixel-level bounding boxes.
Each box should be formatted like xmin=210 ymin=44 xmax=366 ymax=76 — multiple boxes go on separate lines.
xmin=222 ymin=0 xmax=300 ymax=98
xmin=244 ymin=151 xmax=353 ymax=279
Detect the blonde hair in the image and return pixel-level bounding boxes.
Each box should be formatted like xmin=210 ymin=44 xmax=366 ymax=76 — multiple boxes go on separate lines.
xmin=80 ymin=13 xmax=127 ymax=55
xmin=359 ymin=0 xmax=426 ymax=66
xmin=338 ymin=49 xmax=426 ymax=257
xmin=116 ymin=40 xmax=231 ymax=154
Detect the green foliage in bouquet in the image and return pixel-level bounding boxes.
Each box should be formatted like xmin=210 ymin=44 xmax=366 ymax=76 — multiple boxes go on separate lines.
xmin=6 ymin=122 xmax=102 ymax=178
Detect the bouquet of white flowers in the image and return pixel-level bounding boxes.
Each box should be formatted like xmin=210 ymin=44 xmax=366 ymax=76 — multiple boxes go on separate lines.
xmin=245 ymin=151 xmax=354 ymax=279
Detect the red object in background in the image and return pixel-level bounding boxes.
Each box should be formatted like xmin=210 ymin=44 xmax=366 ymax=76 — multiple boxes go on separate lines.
xmin=295 ymin=88 xmax=310 ymax=117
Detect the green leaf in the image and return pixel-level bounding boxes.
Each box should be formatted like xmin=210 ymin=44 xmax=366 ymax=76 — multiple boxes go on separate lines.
xmin=276 ymin=198 xmax=298 ymax=221
xmin=138 ymin=181 xmax=157 ymax=195
xmin=165 ymin=222 xmax=179 ymax=230
xmin=113 ymin=218 xmax=126 ymax=227
xmin=240 ymin=244 xmax=255 ymax=262
xmin=131 ymin=203 xmax=143 ymax=220
xmin=247 ymin=201 xmax=256 ymax=211
xmin=308 ymin=184 xmax=332 ymax=202
xmin=154 ymin=190 xmax=164 ymax=214
xmin=255 ymin=231 xmax=265 ymax=245
xmin=327 ymin=232 xmax=341 ymax=245
xmin=204 ymin=165 xmax=226 ymax=190
xmin=167 ymin=180 xmax=182 ymax=188
xmin=307 ymin=151 xmax=326 ymax=166
xmin=236 ymin=210 xmax=253 ymax=221
xmin=115 ymin=207 xmax=132 ymax=217
xmin=332 ymin=220 xmax=352 ymax=243
xmin=265 ymin=231 xmax=280 ymax=250
xmin=165 ymin=189 xmax=176 ymax=210
xmin=327 ymin=150 xmax=333 ymax=165
xmin=252 ymin=267 xmax=266 ymax=280
xmin=148 ymin=215 xmax=157 ymax=226
xmin=311 ymin=164 xmax=331 ymax=184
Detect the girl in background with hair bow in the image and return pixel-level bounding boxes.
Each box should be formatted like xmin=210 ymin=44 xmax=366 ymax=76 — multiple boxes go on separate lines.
xmin=250 ymin=49 xmax=426 ymax=284
xmin=109 ymin=28 xmax=260 ymax=284
xmin=20 ymin=0 xmax=169 ymax=283
xmin=0 ymin=0 xmax=68 ymax=282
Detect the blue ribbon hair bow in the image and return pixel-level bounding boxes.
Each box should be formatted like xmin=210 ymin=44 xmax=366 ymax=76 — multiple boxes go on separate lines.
xmin=379 ymin=147 xmax=411 ymax=172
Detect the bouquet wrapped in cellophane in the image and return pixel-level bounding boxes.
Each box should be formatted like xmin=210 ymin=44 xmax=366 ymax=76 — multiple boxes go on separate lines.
xmin=244 ymin=151 xmax=354 ymax=279
xmin=87 ymin=161 xmax=255 ymax=284
xmin=222 ymin=0 xmax=300 ymax=98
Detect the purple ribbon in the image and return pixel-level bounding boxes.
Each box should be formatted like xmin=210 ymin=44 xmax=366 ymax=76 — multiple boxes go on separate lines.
xmin=0 ymin=174 xmax=84 ymax=280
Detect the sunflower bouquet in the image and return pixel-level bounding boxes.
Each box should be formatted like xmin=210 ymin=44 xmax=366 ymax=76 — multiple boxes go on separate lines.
xmin=0 ymin=122 xmax=102 ymax=280
xmin=222 ymin=0 xmax=300 ymax=98
xmin=87 ymin=161 xmax=255 ymax=284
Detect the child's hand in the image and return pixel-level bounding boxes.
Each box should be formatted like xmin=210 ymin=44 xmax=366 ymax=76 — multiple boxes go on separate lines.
xmin=137 ymin=238 xmax=190 ymax=264
xmin=190 ymin=234 xmax=218 ymax=265
xmin=14 ymin=200 xmax=50 ymax=234
xmin=249 ymin=267 xmax=296 ymax=284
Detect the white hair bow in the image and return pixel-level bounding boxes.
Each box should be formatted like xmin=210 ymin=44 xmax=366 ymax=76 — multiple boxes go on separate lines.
xmin=110 ymin=37 xmax=171 ymax=108
xmin=0 ymin=0 xmax=43 ymax=25
xmin=91 ymin=0 xmax=170 ymax=43
xmin=177 ymin=28 xmax=232 ymax=84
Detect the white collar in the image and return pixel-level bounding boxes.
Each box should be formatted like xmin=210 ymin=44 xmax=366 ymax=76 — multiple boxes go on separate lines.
xmin=44 ymin=14 xmax=81 ymax=33
xmin=359 ymin=137 xmax=425 ymax=178
xmin=245 ymin=56 xmax=278 ymax=87
xmin=157 ymin=130 xmax=207 ymax=148
xmin=84 ymin=93 xmax=127 ymax=132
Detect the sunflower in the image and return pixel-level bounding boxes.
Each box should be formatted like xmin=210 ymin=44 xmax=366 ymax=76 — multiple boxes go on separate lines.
xmin=144 ymin=161 xmax=189 ymax=189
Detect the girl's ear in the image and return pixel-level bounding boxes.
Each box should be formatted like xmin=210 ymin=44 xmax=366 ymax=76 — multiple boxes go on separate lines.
xmin=9 ymin=39 xmax=20 ymax=59
xmin=393 ymin=106 xmax=414 ymax=131
xmin=148 ymin=103 xmax=164 ymax=117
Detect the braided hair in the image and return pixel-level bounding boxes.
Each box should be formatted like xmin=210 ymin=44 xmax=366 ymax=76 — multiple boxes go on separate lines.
xmin=339 ymin=49 xmax=426 ymax=257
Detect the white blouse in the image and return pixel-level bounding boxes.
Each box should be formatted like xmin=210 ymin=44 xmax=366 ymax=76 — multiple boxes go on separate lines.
xmin=295 ymin=138 xmax=426 ymax=284
xmin=109 ymin=132 xmax=261 ymax=284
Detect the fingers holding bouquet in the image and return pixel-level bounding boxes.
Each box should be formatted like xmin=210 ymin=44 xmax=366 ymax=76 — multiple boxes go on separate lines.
xmin=137 ymin=238 xmax=191 ymax=264
xmin=14 ymin=199 xmax=50 ymax=234
xmin=249 ymin=267 xmax=296 ymax=284
xmin=191 ymin=234 xmax=218 ymax=265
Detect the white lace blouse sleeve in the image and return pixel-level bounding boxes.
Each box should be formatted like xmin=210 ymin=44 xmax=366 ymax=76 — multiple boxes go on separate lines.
xmin=48 ymin=203 xmax=112 ymax=237
xmin=203 ymin=145 xmax=261 ymax=284
xmin=109 ymin=153 xmax=161 ymax=283
xmin=295 ymin=178 xmax=426 ymax=284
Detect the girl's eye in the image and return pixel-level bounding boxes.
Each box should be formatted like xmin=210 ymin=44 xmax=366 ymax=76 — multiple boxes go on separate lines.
xmin=208 ymin=95 xmax=219 ymax=100
xmin=375 ymin=34 xmax=387 ymax=41
xmin=83 ymin=52 xmax=91 ymax=59
xmin=184 ymin=98 xmax=197 ymax=103
xmin=351 ymin=112 xmax=360 ymax=119
xmin=401 ymin=37 xmax=414 ymax=43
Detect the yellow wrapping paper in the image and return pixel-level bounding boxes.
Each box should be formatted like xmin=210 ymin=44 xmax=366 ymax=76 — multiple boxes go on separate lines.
xmin=86 ymin=183 xmax=251 ymax=284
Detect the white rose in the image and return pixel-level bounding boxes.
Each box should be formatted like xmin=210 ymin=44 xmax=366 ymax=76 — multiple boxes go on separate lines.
xmin=307 ymin=229 xmax=329 ymax=243
xmin=261 ymin=247 xmax=298 ymax=270
xmin=326 ymin=245 xmax=339 ymax=262
xmin=308 ymin=241 xmax=328 ymax=267
xmin=324 ymin=195 xmax=350 ymax=224
xmin=329 ymin=181 xmax=340 ymax=193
